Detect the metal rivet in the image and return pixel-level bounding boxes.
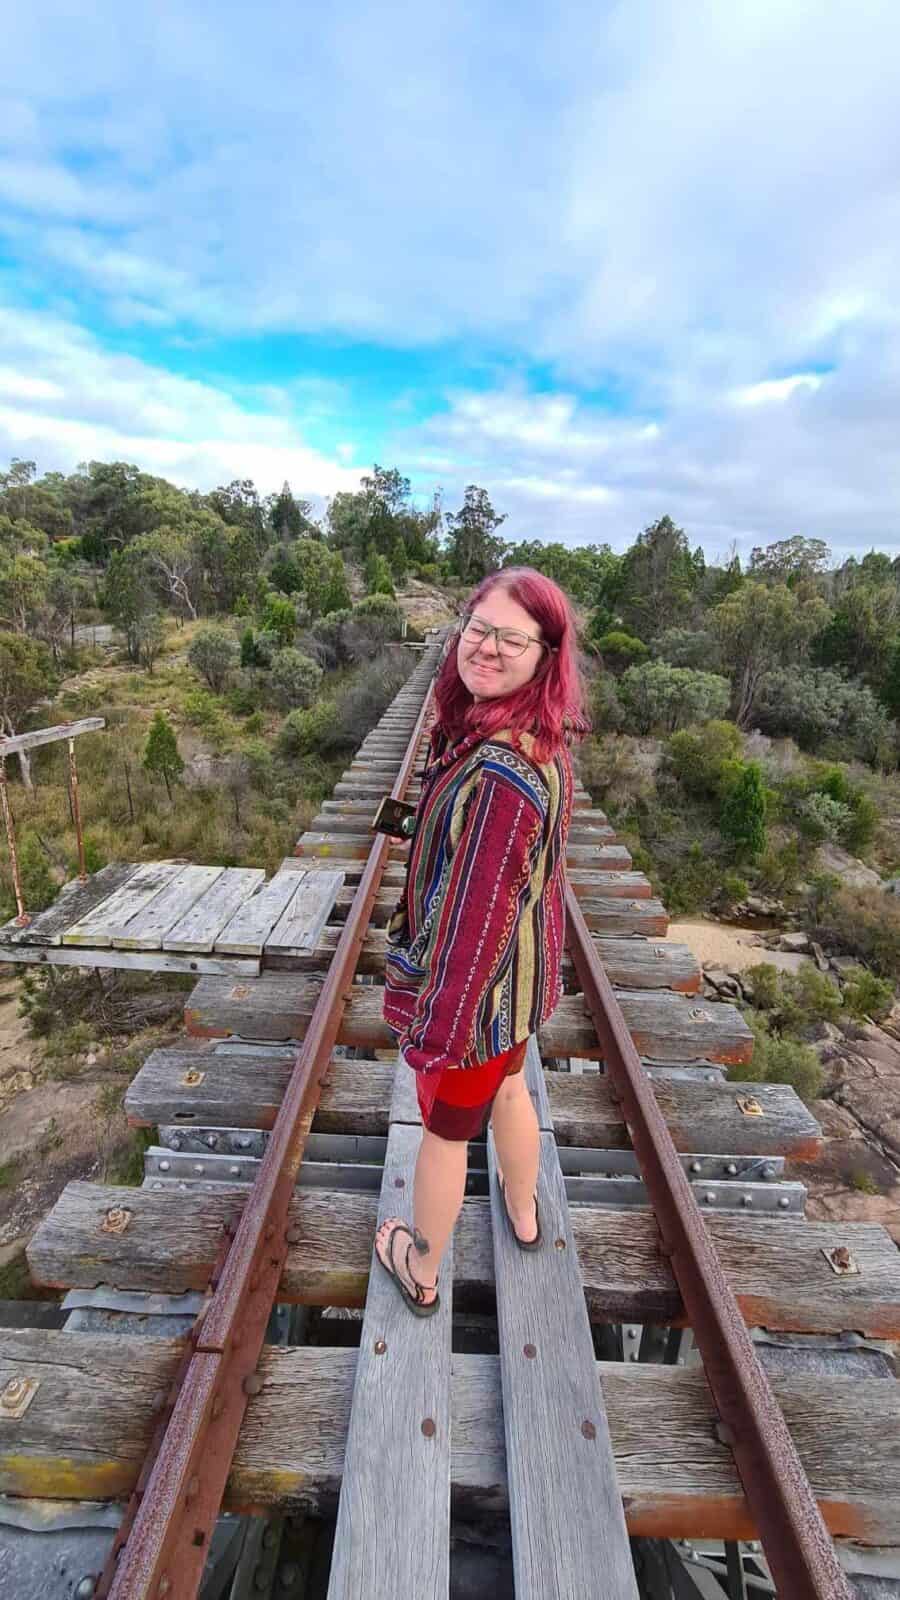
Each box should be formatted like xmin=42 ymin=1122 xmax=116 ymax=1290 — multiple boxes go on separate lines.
xmin=581 ymin=1419 xmax=596 ymax=1440
xmin=194 ymin=1163 xmax=205 ymax=1175
xmin=159 ymin=1160 xmax=170 ymax=1173
xmin=742 ymin=1195 xmax=753 ymax=1207
xmin=690 ymin=1007 xmax=711 ymax=1021
xmin=374 ymin=1339 xmax=386 ymax=1355
xmin=182 ymin=1069 xmax=204 ymax=1087
xmin=421 ymin=1417 xmax=436 ymax=1437
xmin=101 ymin=1206 xmax=132 ymax=1235
xmin=762 ymin=1164 xmax=776 ymax=1181
xmin=206 ymin=1135 xmax=218 ymax=1149
xmin=626 ymin=1328 xmax=637 ymax=1340
xmin=779 ymin=1197 xmax=790 ymax=1209
xmin=238 ymin=1137 xmax=251 ymax=1150
xmin=394 ymin=1176 xmax=405 ymax=1188
xmin=524 ymin=1343 xmax=537 ymax=1359
xmin=230 ymin=1165 xmax=241 ymax=1177
xmin=554 ymin=1237 xmax=566 ymax=1250
xmin=725 ymin=1162 xmax=738 ymax=1176
xmin=704 ymin=1192 xmax=716 ymax=1205
xmin=690 ymin=1160 xmax=702 ymax=1174
xmin=243 ymin=1373 xmax=264 ymax=1397
xmin=75 ymin=1581 xmax=96 ymax=1599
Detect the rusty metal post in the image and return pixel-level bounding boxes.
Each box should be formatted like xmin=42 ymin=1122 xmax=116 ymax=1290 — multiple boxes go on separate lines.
xmin=565 ymin=886 xmax=852 ymax=1600
xmin=99 ymin=676 xmax=437 ymax=1600
xmin=0 ymin=754 xmax=28 ymax=925
xmin=68 ymin=737 xmax=88 ymax=882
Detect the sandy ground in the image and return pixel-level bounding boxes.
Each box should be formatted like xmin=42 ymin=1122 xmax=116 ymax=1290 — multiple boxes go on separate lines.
xmin=664 ymin=918 xmax=773 ymax=971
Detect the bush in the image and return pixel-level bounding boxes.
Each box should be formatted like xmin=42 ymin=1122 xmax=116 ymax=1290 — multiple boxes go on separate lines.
xmin=0 ymin=830 xmax=58 ymax=921
xmin=267 ymin=649 xmax=323 ymax=712
xmin=308 ymin=610 xmax=354 ymax=669
xmin=720 ymin=762 xmax=767 ymax=858
xmin=752 ymin=667 xmax=896 ymax=767
xmin=187 ymin=625 xmax=239 ymax=692
xmin=226 ymin=671 xmax=264 ymax=716
xmin=592 ymin=630 xmax=649 ymax=672
xmin=753 ymin=837 xmax=801 ymax=896
xmin=663 ymin=840 xmax=725 ymax=915
xmin=744 ymin=963 xmax=842 ymax=1033
xmin=618 ymin=661 xmax=730 ymax=734
xmin=668 ymin=720 xmax=743 ymax=799
xmin=651 ymin=626 xmax=723 ymax=671
xmin=796 ymin=791 xmax=854 ymax=843
xmin=260 ymin=592 xmax=297 ymax=647
xmin=332 ymin=649 xmax=412 ymax=745
xmin=816 ymin=885 xmax=900 ymax=982
xmin=278 ymin=701 xmax=339 ymax=758
xmin=589 ymin=673 xmax=625 ymax=732
xmin=842 ymin=969 xmax=895 ymax=1021
xmin=733 ymin=1014 xmax=824 ymax=1102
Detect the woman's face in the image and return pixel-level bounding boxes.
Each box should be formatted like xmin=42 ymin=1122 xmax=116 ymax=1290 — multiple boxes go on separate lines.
xmin=456 ymin=585 xmax=546 ymax=701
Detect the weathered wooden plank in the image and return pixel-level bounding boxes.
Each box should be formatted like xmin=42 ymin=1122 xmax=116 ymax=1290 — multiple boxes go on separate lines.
xmin=183 ymin=976 xmax=753 ymax=1062
xmin=264 ymin=927 xmax=699 ymax=992
xmin=214 ymin=868 xmax=309 ymax=956
xmin=111 ymin=864 xmax=225 ymax=950
xmin=61 ymin=862 xmax=183 ymax=947
xmin=265 ymin=869 xmax=344 ymax=957
xmin=1 ymin=1335 xmax=894 ymax=1540
xmin=0 ymin=943 xmax=260 ymax=978
xmin=28 ymin=1184 xmax=900 ymax=1336
xmin=488 ymin=1128 xmax=638 ymax=1597
xmin=125 ymin=1050 xmax=814 ymax=1157
xmin=294 ymin=852 xmax=634 ymax=887
xmin=0 ymin=716 xmax=104 ymax=755
xmin=162 ymin=866 xmax=267 ymax=951
xmin=328 ymin=1111 xmax=451 ymax=1599
xmin=328 ymin=887 xmax=665 ymax=934
xmin=300 ymin=829 xmax=622 ymax=861
xmin=0 ymin=862 xmax=139 ymax=947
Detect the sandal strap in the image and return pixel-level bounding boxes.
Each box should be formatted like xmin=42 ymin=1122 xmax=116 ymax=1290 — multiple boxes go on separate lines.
xmin=384 ymin=1220 xmax=437 ymax=1304
xmin=405 ymin=1239 xmax=437 ymax=1304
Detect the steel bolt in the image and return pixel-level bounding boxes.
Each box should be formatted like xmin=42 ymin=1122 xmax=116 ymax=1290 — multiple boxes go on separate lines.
xmin=703 ymin=1192 xmax=716 ymax=1205
xmin=421 ymin=1417 xmax=436 ymax=1437
xmin=833 ymin=1246 xmax=851 ymax=1268
xmin=194 ymin=1163 xmax=205 ymax=1175
xmin=726 ymin=1162 xmax=738 ymax=1176
xmin=1 ymin=1378 xmax=26 ymax=1408
xmin=159 ymin=1160 xmax=170 ymax=1172
xmin=742 ymin=1195 xmax=753 ymax=1207
xmin=206 ymin=1134 xmax=218 ymax=1148
xmin=374 ymin=1339 xmax=386 ymax=1355
xmin=690 ymin=1160 xmax=702 ymax=1174
xmin=230 ymin=1165 xmax=241 ymax=1177
xmin=524 ymin=1343 xmax=537 ymax=1359
xmin=394 ymin=1175 xmax=405 ymax=1188
xmin=554 ymin=1237 xmax=566 ymax=1250
xmin=75 ymin=1580 xmax=96 ymax=1599
xmin=581 ymin=1419 xmax=596 ymax=1440
xmin=238 ymin=1136 xmax=251 ymax=1149
xmin=779 ymin=1196 xmax=790 ymax=1209
xmin=762 ymin=1164 xmax=776 ymax=1181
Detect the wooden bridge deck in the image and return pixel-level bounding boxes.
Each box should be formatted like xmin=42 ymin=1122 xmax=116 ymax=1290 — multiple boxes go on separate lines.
xmin=3 ymin=644 xmax=900 ymax=1596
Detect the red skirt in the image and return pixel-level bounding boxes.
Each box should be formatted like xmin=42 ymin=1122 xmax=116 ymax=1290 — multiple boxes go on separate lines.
xmin=414 ymin=1040 xmax=527 ymax=1141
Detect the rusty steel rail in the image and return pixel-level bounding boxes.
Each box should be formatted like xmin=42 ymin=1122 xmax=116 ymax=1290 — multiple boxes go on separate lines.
xmin=565 ymin=885 xmax=853 ymax=1600
xmin=98 ymin=686 xmax=435 ymax=1600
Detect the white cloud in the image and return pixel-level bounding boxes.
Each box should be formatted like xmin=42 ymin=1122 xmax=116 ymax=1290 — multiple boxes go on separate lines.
xmin=0 ymin=309 xmax=364 ymax=499
xmin=731 ymin=374 xmax=825 ymax=407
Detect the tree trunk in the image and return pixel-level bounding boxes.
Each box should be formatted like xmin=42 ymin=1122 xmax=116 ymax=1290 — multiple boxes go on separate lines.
xmin=163 ymin=769 xmax=172 ymax=802
xmin=17 ymin=748 xmax=33 ymax=791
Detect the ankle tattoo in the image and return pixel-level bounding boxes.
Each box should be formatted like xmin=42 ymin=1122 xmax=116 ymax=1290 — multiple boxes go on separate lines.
xmin=412 ymin=1226 xmax=430 ymax=1255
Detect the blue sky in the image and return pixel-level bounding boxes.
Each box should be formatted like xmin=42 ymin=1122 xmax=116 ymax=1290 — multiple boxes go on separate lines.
xmin=1 ymin=0 xmax=899 ymax=560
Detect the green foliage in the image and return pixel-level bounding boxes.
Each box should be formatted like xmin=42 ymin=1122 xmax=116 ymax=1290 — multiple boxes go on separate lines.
xmin=618 ymin=661 xmax=730 ymax=734
xmin=745 ymin=962 xmax=842 ymax=1033
xmin=589 ymin=673 xmax=625 ymax=732
xmin=733 ymin=1015 xmax=825 ymax=1103
xmin=503 ymin=540 xmax=621 ymax=606
xmin=796 ymin=791 xmax=854 ymax=843
xmin=752 ymin=667 xmax=895 ymax=767
xmin=278 ymin=700 xmax=339 ymax=757
xmin=590 ymin=629 xmax=649 ymax=671
xmin=662 ymin=839 xmax=725 ymax=916
xmin=710 ymin=580 xmax=831 ymax=727
xmin=755 ymin=838 xmax=802 ymax=897
xmin=260 ymin=592 xmax=297 ymax=647
xmin=444 ymin=484 xmax=507 ymax=582
xmin=720 ymin=763 xmax=767 ymax=858
xmin=815 ymin=885 xmax=900 ymax=982
xmin=748 ymin=536 xmax=831 ymax=586
xmin=365 ymin=548 xmax=395 ymax=596
xmin=188 ymin=624 xmax=239 ymax=692
xmin=721 ymin=871 xmax=749 ymax=904
xmin=0 ymin=631 xmax=58 ymax=738
xmin=651 ymin=626 xmax=722 ymax=670
xmin=842 ymin=969 xmax=895 ymax=1021
xmin=849 ymin=1168 xmax=880 ymax=1195
xmin=267 ymin=648 xmax=323 ymax=712
xmin=142 ymin=711 xmax=184 ymax=799
xmin=615 ymin=515 xmax=703 ymax=637
xmin=667 ymin=720 xmax=744 ymax=798
xmin=0 ymin=830 xmax=58 ymax=919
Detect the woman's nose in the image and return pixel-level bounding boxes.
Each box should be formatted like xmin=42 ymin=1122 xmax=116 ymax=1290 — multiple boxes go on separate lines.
xmin=473 ymin=630 xmax=500 ymax=658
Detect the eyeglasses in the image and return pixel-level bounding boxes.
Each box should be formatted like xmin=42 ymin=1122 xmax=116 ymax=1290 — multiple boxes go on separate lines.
xmin=458 ymin=612 xmax=547 ymax=659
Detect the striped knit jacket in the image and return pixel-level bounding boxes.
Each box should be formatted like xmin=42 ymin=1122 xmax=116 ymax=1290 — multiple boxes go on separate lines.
xmin=383 ymin=724 xmax=573 ymax=1075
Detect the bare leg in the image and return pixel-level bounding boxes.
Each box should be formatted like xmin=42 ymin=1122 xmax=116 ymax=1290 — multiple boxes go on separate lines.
xmin=374 ymin=1126 xmax=468 ymax=1306
xmin=490 ymin=1069 xmax=540 ymax=1242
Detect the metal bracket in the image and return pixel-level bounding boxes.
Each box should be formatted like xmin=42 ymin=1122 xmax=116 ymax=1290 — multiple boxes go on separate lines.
xmin=100 ymin=1206 xmax=131 ymax=1235
xmin=823 ymin=1245 xmax=860 ymax=1276
xmin=0 ymin=1376 xmax=40 ymax=1418
xmin=737 ymin=1095 xmax=764 ymax=1117
xmin=180 ymin=1068 xmax=205 ymax=1087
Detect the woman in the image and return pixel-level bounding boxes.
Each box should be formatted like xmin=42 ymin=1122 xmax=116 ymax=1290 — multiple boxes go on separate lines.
xmin=374 ymin=566 xmax=585 ymax=1316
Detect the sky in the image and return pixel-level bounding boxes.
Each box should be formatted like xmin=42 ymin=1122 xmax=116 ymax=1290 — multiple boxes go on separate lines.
xmin=1 ymin=0 xmax=899 ymax=562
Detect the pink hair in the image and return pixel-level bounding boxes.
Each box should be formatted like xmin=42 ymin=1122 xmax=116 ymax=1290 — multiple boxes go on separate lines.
xmin=433 ymin=566 xmax=588 ymax=763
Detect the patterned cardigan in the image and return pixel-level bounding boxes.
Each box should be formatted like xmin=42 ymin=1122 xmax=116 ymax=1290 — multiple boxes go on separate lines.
xmin=383 ymin=724 xmax=573 ymax=1075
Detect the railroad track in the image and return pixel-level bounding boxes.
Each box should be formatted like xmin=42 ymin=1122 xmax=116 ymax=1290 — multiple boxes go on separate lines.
xmin=2 ymin=639 xmax=899 ymax=1599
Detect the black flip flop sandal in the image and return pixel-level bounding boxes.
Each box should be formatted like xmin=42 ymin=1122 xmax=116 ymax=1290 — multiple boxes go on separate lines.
xmin=498 ymin=1177 xmax=543 ymax=1251
xmin=375 ymin=1220 xmax=441 ymax=1318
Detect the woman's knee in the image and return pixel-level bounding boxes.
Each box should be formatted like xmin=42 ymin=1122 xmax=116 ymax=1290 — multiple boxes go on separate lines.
xmin=495 ymin=1069 xmax=528 ymax=1105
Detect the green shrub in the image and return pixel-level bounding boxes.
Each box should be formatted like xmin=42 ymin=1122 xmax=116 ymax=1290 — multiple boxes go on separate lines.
xmin=744 ymin=962 xmax=842 ymax=1034
xmin=0 ymin=831 xmax=59 ymax=920
xmin=182 ymin=689 xmax=223 ymax=729
xmin=733 ymin=1015 xmax=824 ymax=1102
xmin=187 ymin=625 xmax=239 ymax=692
xmin=663 ymin=841 xmax=724 ymax=916
xmin=589 ymin=673 xmax=625 ymax=732
xmin=592 ymin=630 xmax=649 ymax=672
xmin=619 ymin=661 xmax=730 ymax=734
xmin=260 ymin=592 xmax=297 ymax=647
xmin=667 ymin=720 xmax=743 ymax=799
xmin=721 ymin=871 xmax=749 ymax=904
xmin=815 ymin=885 xmax=900 ymax=982
xmin=842 ymin=969 xmax=895 ymax=1021
xmin=720 ymin=762 xmax=767 ymax=858
xmin=226 ymin=672 xmax=263 ymax=716
xmin=278 ymin=701 xmax=339 ymax=758
xmin=796 ymin=792 xmax=854 ymax=843
xmin=267 ymin=649 xmax=323 ymax=712
xmin=754 ymin=838 xmax=801 ymax=896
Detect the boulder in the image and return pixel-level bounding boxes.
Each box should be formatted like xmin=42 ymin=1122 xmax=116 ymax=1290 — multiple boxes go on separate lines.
xmin=778 ymin=932 xmax=810 ymax=953
xmin=815 ymin=842 xmax=882 ymax=892
xmin=830 ymin=956 xmax=865 ymax=980
xmin=810 ymin=940 xmax=830 ymax=973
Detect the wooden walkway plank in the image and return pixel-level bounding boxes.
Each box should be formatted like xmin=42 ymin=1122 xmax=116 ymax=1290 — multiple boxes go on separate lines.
xmin=111 ymin=864 xmax=225 ymax=950
xmin=2 ymin=1333 xmax=896 ymax=1543
xmin=488 ymin=1119 xmax=638 ymax=1598
xmin=327 ymin=1096 xmax=452 ymax=1600
xmin=162 ymin=866 xmax=267 ymax=951
xmin=61 ymin=862 xmax=183 ymax=947
xmin=124 ymin=1049 xmax=818 ymax=1157
xmin=28 ymin=1183 xmax=900 ymax=1337
xmin=214 ymin=868 xmax=309 ymax=956
xmin=266 ymin=869 xmax=344 ymax=957
xmin=0 ymin=862 xmax=139 ymax=947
